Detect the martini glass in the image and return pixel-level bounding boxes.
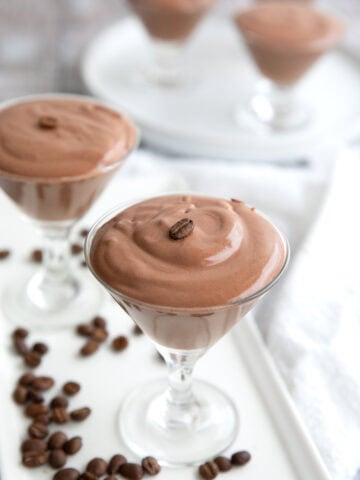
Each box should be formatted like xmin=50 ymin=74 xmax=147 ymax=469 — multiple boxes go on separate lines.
xmin=126 ymin=0 xmax=215 ymax=86
xmin=0 ymin=94 xmax=139 ymax=329
xmin=85 ymin=197 xmax=289 ymax=466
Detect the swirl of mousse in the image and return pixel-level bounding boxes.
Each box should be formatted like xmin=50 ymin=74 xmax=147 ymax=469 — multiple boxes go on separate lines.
xmin=0 ymin=98 xmax=137 ymax=179
xmin=90 ymin=195 xmax=287 ymax=308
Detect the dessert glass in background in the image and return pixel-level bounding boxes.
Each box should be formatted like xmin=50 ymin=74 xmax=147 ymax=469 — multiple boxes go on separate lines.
xmin=85 ymin=193 xmax=289 ymax=466
xmin=0 ymin=94 xmax=138 ymax=328
xmin=233 ymin=2 xmax=344 ymax=131
xmin=125 ymin=0 xmax=215 ymax=86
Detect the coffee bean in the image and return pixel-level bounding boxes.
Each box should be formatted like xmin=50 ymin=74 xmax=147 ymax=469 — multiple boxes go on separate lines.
xmin=27 ymin=389 xmax=44 ymax=404
xmin=108 ymin=454 xmax=127 ymax=474
xmin=50 ymin=396 xmax=69 ymax=409
xmin=199 ymin=461 xmax=219 ymax=479
xmin=21 ymin=438 xmax=47 ymax=453
xmin=31 ymin=249 xmax=43 ymax=263
xmin=86 ymin=457 xmax=107 ymax=476
xmin=80 ymin=340 xmax=99 ymax=356
xmin=104 ymin=476 xmax=117 ymax=480
xmin=169 ymin=218 xmax=194 ymax=240
xmin=22 ymin=450 xmax=48 ymax=468
xmin=76 ymin=324 xmax=94 ymax=337
xmin=48 ymin=431 xmax=68 ymax=450
xmin=70 ymin=407 xmax=91 ymax=422
xmin=80 ymin=472 xmax=97 ymax=480
xmin=141 ymin=457 xmax=160 ymax=475
xmin=63 ymin=436 xmax=82 ymax=455
xmin=13 ymin=327 xmax=28 ymax=339
xmin=24 ymin=351 xmax=42 ymax=368
xmin=231 ymin=451 xmax=251 ymax=466
xmin=32 ymin=376 xmax=54 ymax=391
xmin=53 ymin=468 xmax=80 ymax=480
xmin=13 ymin=385 xmax=28 ymax=405
xmin=14 ymin=337 xmax=28 ymax=355
xmin=0 ymin=249 xmax=10 ymax=260
xmin=80 ymin=228 xmax=89 ymax=238
xmin=34 ymin=413 xmax=50 ymax=424
xmin=63 ymin=382 xmax=80 ymax=396
xmin=26 ymin=402 xmax=49 ymax=418
xmin=81 ymin=261 xmax=87 ymax=268
xmin=38 ymin=115 xmax=58 ymax=129
xmin=92 ymin=327 xmax=108 ymax=342
xmin=132 ymin=325 xmax=143 ymax=336
xmin=92 ymin=316 xmax=106 ymax=328
xmin=19 ymin=372 xmax=35 ymax=386
xmin=52 ymin=407 xmax=70 ymax=424
xmin=214 ymin=456 xmax=232 ymax=472
xmin=119 ymin=463 xmax=144 ymax=480
xmin=33 ymin=342 xmax=48 ymax=355
xmin=49 ymin=449 xmax=67 ymax=469
xmin=71 ymin=243 xmax=83 ymax=255
xmin=111 ymin=335 xmax=129 ymax=352
xmin=28 ymin=421 xmax=48 ymax=439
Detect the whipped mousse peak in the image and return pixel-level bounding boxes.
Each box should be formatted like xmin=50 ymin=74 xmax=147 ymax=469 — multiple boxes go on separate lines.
xmin=90 ymin=195 xmax=287 ymax=308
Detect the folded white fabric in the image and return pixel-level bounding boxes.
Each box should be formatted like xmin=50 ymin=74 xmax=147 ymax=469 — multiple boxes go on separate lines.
xmin=265 ymin=149 xmax=360 ymax=480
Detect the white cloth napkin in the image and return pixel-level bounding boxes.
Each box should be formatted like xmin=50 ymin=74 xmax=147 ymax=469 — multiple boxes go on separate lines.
xmin=117 ymin=146 xmax=359 ymax=480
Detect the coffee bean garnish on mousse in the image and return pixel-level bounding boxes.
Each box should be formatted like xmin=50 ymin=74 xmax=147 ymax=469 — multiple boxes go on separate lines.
xmin=169 ymin=218 xmax=194 ymax=240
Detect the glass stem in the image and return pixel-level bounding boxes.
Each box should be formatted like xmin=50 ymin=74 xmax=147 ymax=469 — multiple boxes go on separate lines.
xmin=159 ymin=348 xmax=205 ymax=429
xmin=26 ymin=224 xmax=79 ymax=311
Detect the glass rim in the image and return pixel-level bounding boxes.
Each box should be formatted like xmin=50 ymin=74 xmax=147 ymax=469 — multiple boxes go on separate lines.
xmin=0 ymin=92 xmax=140 ymax=183
xmin=84 ymin=193 xmax=290 ymax=313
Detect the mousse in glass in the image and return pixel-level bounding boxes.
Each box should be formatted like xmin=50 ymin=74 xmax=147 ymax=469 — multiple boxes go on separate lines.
xmin=234 ymin=2 xmax=344 ymax=131
xmin=0 ymin=95 xmax=138 ymax=328
xmin=127 ymin=0 xmax=215 ymax=85
xmin=86 ymin=194 xmax=289 ymax=466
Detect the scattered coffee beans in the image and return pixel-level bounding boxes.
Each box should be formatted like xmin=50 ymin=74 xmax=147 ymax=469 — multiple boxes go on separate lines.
xmin=80 ymin=340 xmax=99 ymax=356
xmin=13 ymin=385 xmax=28 ymax=405
xmin=22 ymin=450 xmax=48 ymax=468
xmin=80 ymin=228 xmax=89 ymax=238
xmin=49 ymin=449 xmax=67 ymax=469
xmin=28 ymin=421 xmax=48 ymax=439
xmin=80 ymin=472 xmax=97 ymax=480
xmin=31 ymin=249 xmax=43 ymax=263
xmin=93 ymin=316 xmax=106 ymax=329
xmin=63 ymin=436 xmax=82 ymax=455
xmin=119 ymin=463 xmax=144 ymax=480
xmin=111 ymin=335 xmax=129 ymax=352
xmin=52 ymin=407 xmax=70 ymax=424
xmin=27 ymin=389 xmax=44 ymax=404
xmin=63 ymin=382 xmax=81 ymax=396
xmin=24 ymin=351 xmax=41 ymax=368
xmin=86 ymin=457 xmax=108 ymax=476
xmin=71 ymin=243 xmax=83 ymax=255
xmin=32 ymin=376 xmax=54 ymax=391
xmin=50 ymin=396 xmax=69 ymax=409
xmin=19 ymin=372 xmax=35 ymax=386
xmin=13 ymin=327 xmax=28 ymax=339
xmin=108 ymin=454 xmax=127 ymax=474
xmin=32 ymin=342 xmax=48 ymax=355
xmin=199 ymin=461 xmax=219 ymax=479
xmin=25 ymin=403 xmax=49 ymax=418
xmin=214 ymin=456 xmax=232 ymax=472
xmin=92 ymin=327 xmax=108 ymax=343
xmin=231 ymin=451 xmax=251 ymax=466
xmin=34 ymin=413 xmax=50 ymax=424
xmin=53 ymin=468 xmax=80 ymax=480
xmin=70 ymin=407 xmax=91 ymax=422
xmin=142 ymin=456 xmax=160 ymax=475
xmin=21 ymin=438 xmax=47 ymax=453
xmin=132 ymin=325 xmax=143 ymax=336
xmin=0 ymin=249 xmax=10 ymax=260
xmin=48 ymin=432 xmax=68 ymax=450
xmin=76 ymin=324 xmax=94 ymax=337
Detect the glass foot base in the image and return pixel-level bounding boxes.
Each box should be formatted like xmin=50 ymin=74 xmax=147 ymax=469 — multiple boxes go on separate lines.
xmin=119 ymin=379 xmax=239 ymax=467
xmin=2 ymin=269 xmax=104 ymax=329
xmin=236 ymin=91 xmax=312 ymax=133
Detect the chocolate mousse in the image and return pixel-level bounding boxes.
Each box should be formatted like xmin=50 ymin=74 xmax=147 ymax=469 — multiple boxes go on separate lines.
xmin=0 ymin=98 xmax=137 ymax=221
xmin=128 ymin=0 xmax=214 ymax=41
xmin=89 ymin=195 xmax=288 ymax=350
xmin=234 ymin=3 xmax=344 ymax=85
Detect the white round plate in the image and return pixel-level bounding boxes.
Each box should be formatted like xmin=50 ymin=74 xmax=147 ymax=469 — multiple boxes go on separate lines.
xmin=82 ymin=16 xmax=360 ymax=162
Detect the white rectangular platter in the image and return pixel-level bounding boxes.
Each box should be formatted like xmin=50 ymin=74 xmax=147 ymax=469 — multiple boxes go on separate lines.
xmin=0 ymin=174 xmax=331 ymax=480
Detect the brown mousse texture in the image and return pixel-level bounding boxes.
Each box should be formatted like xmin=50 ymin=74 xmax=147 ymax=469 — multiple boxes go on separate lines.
xmin=90 ymin=194 xmax=287 ymax=309
xmin=234 ymin=3 xmax=344 ymax=85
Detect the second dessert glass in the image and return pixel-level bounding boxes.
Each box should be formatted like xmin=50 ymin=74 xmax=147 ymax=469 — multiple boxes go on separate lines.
xmin=85 ymin=197 xmax=289 ymax=466
xmin=233 ymin=3 xmax=344 ymax=131
xmin=0 ymin=94 xmax=138 ymax=329
xmin=126 ymin=0 xmax=215 ymax=86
